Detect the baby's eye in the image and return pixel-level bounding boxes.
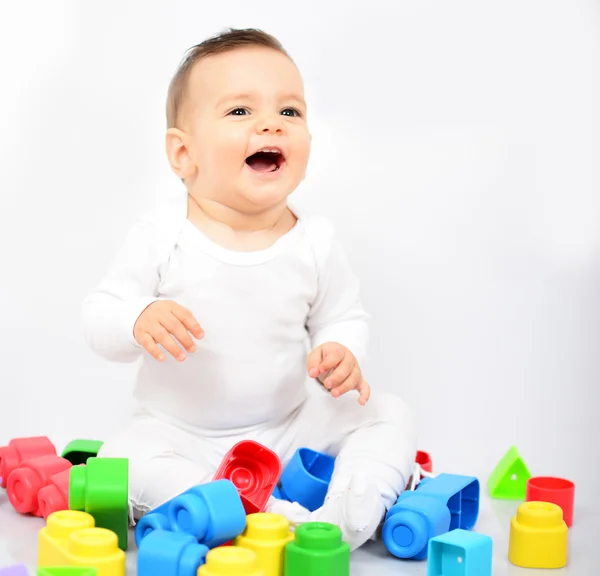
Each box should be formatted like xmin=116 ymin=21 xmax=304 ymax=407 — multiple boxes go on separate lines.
xmin=281 ymin=108 xmax=301 ymax=117
xmin=228 ymin=108 xmax=249 ymax=116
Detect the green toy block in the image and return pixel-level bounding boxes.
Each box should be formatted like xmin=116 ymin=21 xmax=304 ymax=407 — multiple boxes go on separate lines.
xmin=487 ymin=446 xmax=532 ymax=500
xmin=69 ymin=457 xmax=129 ymax=551
xmin=37 ymin=569 xmax=97 ymax=576
xmin=284 ymin=522 xmax=350 ymax=576
xmin=61 ymin=439 xmax=104 ymax=465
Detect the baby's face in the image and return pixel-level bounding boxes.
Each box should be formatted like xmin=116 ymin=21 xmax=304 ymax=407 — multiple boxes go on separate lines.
xmin=182 ymin=47 xmax=311 ymax=212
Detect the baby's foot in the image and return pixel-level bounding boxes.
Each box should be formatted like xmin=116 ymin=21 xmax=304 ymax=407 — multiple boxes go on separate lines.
xmin=265 ymin=497 xmax=311 ymax=528
xmin=309 ymin=474 xmax=385 ymax=551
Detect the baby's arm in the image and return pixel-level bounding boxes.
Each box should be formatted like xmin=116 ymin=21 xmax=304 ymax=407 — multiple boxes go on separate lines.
xmin=305 ymin=217 xmax=370 ymax=402
xmin=81 ymin=213 xmax=201 ymax=363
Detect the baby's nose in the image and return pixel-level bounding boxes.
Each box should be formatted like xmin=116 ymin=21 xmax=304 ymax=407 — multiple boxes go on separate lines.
xmin=256 ymin=114 xmax=284 ymax=134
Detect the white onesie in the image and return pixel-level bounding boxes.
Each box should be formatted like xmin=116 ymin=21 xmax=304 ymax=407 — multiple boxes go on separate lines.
xmin=82 ymin=193 xmax=368 ymax=431
xmin=82 ymin=193 xmax=417 ymax=547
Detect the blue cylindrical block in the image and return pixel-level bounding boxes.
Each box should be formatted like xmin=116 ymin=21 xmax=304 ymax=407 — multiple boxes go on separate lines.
xmin=135 ymin=479 xmax=246 ymax=548
xmin=382 ymin=494 xmax=451 ymax=560
xmin=278 ymin=448 xmax=335 ymax=512
xmin=137 ymin=530 xmax=209 ymax=576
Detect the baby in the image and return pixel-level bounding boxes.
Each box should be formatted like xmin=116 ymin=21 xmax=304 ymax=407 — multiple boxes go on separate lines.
xmin=81 ymin=27 xmax=417 ymax=551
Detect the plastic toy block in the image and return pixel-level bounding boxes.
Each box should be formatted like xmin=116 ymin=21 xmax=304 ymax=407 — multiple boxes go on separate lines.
xmin=487 ymin=446 xmax=531 ymax=500
xmin=526 ymin=476 xmax=575 ymax=527
xmin=277 ymin=448 xmax=334 ymax=512
xmin=416 ymin=450 xmax=433 ymax=474
xmin=61 ymin=440 xmax=104 ymax=466
xmin=0 ymin=436 xmax=56 ymax=488
xmin=427 ymin=529 xmax=492 ymax=576
xmin=38 ymin=510 xmax=125 ymax=576
xmin=198 ymin=547 xmax=263 ymax=575
xmin=382 ymin=494 xmax=451 ymax=559
xmin=414 ymin=473 xmax=480 ymax=531
xmin=0 ymin=564 xmax=29 ymax=576
xmin=38 ymin=467 xmax=72 ymax=520
xmin=135 ymin=479 xmax=246 ymax=550
xmin=213 ymin=440 xmax=281 ymax=515
xmin=69 ymin=458 xmax=128 ymax=551
xmin=137 ymin=529 xmax=209 ymax=576
xmin=284 ymin=522 xmax=350 ymax=576
xmin=508 ymin=501 xmax=568 ymax=568
xmin=37 ymin=569 xmax=97 ymax=575
xmin=7 ymin=455 xmax=72 ymax=516
xmin=233 ymin=513 xmax=294 ymax=576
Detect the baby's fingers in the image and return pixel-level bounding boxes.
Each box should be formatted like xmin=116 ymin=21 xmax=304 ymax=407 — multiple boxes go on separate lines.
xmin=330 ymin=365 xmax=361 ymax=398
xmin=150 ymin=325 xmax=186 ymax=362
xmin=323 ymin=356 xmax=355 ymax=389
xmin=161 ymin=313 xmax=197 ymax=353
xmin=138 ymin=332 xmax=165 ymax=362
xmin=172 ymin=305 xmax=204 ymax=340
xmin=356 ymin=379 xmax=371 ymax=405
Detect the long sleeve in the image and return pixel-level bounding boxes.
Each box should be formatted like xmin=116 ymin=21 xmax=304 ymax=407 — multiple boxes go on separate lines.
xmin=305 ymin=216 xmax=370 ymax=368
xmin=81 ymin=200 xmax=185 ymax=363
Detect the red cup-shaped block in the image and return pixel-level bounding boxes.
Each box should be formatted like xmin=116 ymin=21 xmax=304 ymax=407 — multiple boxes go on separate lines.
xmin=7 ymin=454 xmax=72 ymax=516
xmin=416 ymin=451 xmax=432 ymax=475
xmin=0 ymin=436 xmax=56 ymax=488
xmin=213 ymin=440 xmax=281 ymax=514
xmin=37 ymin=466 xmax=72 ymax=519
xmin=526 ymin=476 xmax=575 ymax=527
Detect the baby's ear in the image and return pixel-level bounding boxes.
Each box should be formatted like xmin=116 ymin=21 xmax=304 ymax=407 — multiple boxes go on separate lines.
xmin=165 ymin=128 xmax=195 ymax=179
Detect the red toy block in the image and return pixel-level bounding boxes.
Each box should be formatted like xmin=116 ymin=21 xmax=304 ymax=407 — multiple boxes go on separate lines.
xmin=416 ymin=450 xmax=433 ymax=475
xmin=0 ymin=436 xmax=56 ymax=488
xmin=38 ymin=466 xmax=73 ymax=520
xmin=213 ymin=440 xmax=281 ymax=515
xmin=7 ymin=454 xmax=72 ymax=516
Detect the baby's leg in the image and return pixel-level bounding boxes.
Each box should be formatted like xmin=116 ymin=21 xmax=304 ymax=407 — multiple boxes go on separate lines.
xmin=271 ymin=387 xmax=417 ymax=549
xmin=98 ymin=408 xmax=222 ymax=522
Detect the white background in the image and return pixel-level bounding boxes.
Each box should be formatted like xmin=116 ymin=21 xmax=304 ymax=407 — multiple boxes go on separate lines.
xmin=0 ymin=0 xmax=597 ymax=547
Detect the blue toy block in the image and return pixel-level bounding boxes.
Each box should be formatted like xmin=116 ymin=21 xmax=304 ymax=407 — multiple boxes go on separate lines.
xmin=277 ymin=448 xmax=335 ymax=512
xmin=138 ymin=529 xmax=209 ymax=576
xmin=134 ymin=479 xmax=246 ymax=549
xmin=416 ymin=474 xmax=480 ymax=530
xmin=271 ymin=485 xmax=282 ymax=499
xmin=0 ymin=565 xmax=29 ymax=576
xmin=382 ymin=494 xmax=451 ymax=560
xmin=427 ymin=529 xmax=492 ymax=576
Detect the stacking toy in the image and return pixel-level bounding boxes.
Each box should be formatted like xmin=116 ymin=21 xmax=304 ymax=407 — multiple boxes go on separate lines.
xmin=427 ymin=529 xmax=493 ymax=576
xmin=38 ymin=510 xmax=125 ymax=576
xmin=7 ymin=455 xmax=72 ymax=516
xmin=213 ymin=441 xmax=281 ymax=515
xmin=233 ymin=513 xmax=294 ymax=576
xmin=382 ymin=494 xmax=451 ymax=560
xmin=38 ymin=467 xmax=71 ymax=520
xmin=137 ymin=529 xmax=209 ymax=576
xmin=135 ymin=479 xmax=246 ymax=549
xmin=277 ymin=449 xmax=334 ymax=512
xmin=198 ymin=547 xmax=263 ymax=576
xmin=61 ymin=440 xmax=104 ymax=466
xmin=0 ymin=436 xmax=56 ymax=488
xmin=526 ymin=476 xmax=575 ymax=527
xmin=69 ymin=458 xmax=128 ymax=551
xmin=508 ymin=501 xmax=568 ymax=568
xmin=284 ymin=522 xmax=350 ymax=576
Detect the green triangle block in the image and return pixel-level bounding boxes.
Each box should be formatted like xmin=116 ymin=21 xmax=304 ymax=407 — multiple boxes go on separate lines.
xmin=487 ymin=446 xmax=532 ymax=499
xmin=38 ymin=569 xmax=97 ymax=576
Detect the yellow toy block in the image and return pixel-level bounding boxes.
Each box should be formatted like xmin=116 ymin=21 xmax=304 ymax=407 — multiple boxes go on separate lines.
xmin=198 ymin=546 xmax=264 ymax=576
xmin=508 ymin=501 xmax=568 ymax=568
xmin=233 ymin=513 xmax=294 ymax=576
xmin=38 ymin=510 xmax=125 ymax=576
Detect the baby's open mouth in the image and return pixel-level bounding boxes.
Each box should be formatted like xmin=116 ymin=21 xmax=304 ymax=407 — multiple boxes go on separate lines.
xmin=245 ymin=148 xmax=285 ymax=173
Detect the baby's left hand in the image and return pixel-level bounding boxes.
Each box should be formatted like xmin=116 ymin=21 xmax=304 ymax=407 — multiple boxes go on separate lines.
xmin=307 ymin=342 xmax=370 ymax=405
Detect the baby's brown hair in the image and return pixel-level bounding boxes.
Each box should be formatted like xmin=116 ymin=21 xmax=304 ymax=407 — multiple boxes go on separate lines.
xmin=166 ymin=28 xmax=288 ymax=129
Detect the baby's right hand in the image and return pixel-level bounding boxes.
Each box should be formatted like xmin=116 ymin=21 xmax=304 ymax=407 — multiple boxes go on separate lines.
xmin=133 ymin=300 xmax=204 ymax=362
